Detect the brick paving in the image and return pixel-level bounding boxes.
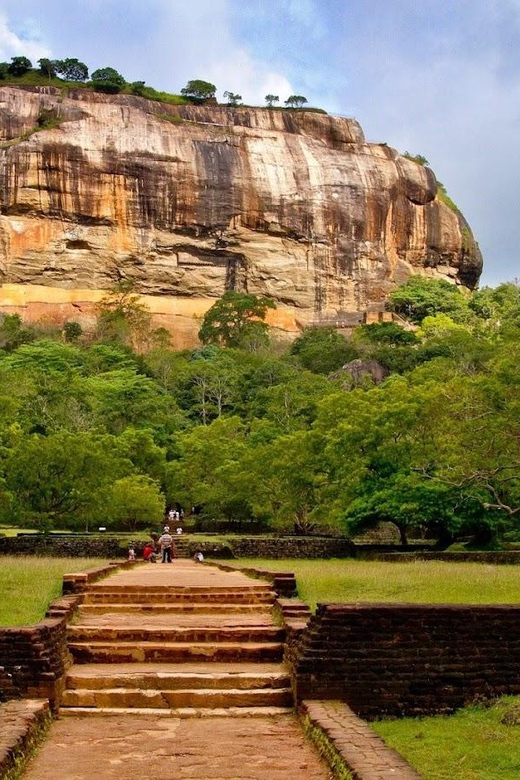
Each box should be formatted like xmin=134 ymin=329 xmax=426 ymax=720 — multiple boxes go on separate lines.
xmin=302 ymin=700 xmax=423 ymax=780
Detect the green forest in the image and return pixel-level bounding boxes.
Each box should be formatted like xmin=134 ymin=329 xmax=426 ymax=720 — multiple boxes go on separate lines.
xmin=0 ymin=277 xmax=519 ymax=547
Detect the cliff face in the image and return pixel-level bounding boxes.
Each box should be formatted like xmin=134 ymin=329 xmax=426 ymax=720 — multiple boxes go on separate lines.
xmin=0 ymin=86 xmax=482 ymax=345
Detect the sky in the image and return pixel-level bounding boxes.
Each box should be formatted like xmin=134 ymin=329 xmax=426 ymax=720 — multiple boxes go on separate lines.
xmin=0 ymin=0 xmax=518 ymax=286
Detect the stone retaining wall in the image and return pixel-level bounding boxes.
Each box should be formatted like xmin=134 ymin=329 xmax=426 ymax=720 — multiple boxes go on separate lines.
xmin=0 ymin=535 xmax=356 ymax=559
xmin=0 ymin=536 xmax=125 ymax=558
xmin=291 ymin=603 xmax=520 ymax=718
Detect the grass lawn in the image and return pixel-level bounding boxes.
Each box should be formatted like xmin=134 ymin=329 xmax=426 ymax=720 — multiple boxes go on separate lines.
xmin=372 ymin=697 xmax=520 ymax=780
xmin=0 ymin=556 xmax=109 ymax=626
xmin=236 ymin=559 xmax=520 ymax=609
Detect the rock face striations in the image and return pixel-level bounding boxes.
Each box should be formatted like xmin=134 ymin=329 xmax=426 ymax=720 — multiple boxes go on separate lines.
xmin=0 ymin=86 xmax=482 ymax=345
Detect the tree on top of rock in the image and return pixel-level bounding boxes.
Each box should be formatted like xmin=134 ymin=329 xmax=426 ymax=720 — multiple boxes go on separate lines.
xmin=180 ymin=79 xmax=217 ymax=102
xmin=223 ymin=91 xmax=242 ymax=106
xmin=198 ymin=291 xmax=275 ymax=350
xmin=55 ymin=58 xmax=89 ymax=81
xmin=285 ymin=95 xmax=308 ymax=108
xmin=91 ymin=67 xmax=125 ymax=93
xmin=8 ymin=56 xmax=32 ymax=76
xmin=265 ymin=94 xmax=279 ymax=107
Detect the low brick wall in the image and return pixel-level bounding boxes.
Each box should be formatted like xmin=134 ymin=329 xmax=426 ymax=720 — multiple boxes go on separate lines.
xmin=0 ymin=613 xmax=73 ymax=707
xmin=211 ymin=562 xmax=298 ymax=597
xmin=302 ymin=700 xmax=422 ymax=779
xmin=62 ymin=561 xmax=133 ymax=594
xmin=0 ymin=699 xmax=51 ymax=780
xmin=228 ymin=537 xmax=355 ymax=559
xmin=0 ymin=536 xmax=126 ymax=558
xmin=291 ymin=603 xmax=520 ymax=719
xmin=0 ymin=563 xmax=126 ymax=707
xmin=0 ymin=534 xmax=356 ymax=559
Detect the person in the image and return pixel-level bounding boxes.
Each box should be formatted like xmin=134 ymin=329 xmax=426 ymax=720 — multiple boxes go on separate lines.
xmin=193 ymin=551 xmax=204 ymax=563
xmin=128 ymin=546 xmax=136 ymax=561
xmin=168 ymin=509 xmax=175 ymax=523
xmin=143 ymin=543 xmax=157 ymax=563
xmin=158 ymin=526 xmax=174 ymax=563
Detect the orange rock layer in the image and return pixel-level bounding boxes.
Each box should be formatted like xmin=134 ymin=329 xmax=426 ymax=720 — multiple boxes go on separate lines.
xmin=0 ymin=87 xmax=482 ymax=346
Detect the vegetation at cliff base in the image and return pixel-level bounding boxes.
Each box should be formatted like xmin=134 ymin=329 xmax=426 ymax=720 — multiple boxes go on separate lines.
xmin=0 ymin=279 xmax=520 ymax=545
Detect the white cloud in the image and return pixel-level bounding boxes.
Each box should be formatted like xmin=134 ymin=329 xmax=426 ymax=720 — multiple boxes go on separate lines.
xmin=0 ymin=12 xmax=50 ymax=62
xmin=206 ymin=49 xmax=293 ymax=105
xmin=347 ymin=35 xmax=520 ymax=286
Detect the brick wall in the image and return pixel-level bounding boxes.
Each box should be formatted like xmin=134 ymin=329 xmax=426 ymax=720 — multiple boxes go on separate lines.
xmin=291 ymin=603 xmax=520 ymax=719
xmin=0 ymin=611 xmax=74 ymax=707
xmin=0 ymin=564 xmax=124 ymax=707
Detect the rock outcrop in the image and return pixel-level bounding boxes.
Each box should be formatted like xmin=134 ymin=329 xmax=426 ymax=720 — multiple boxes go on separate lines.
xmin=0 ymin=86 xmax=482 ymax=346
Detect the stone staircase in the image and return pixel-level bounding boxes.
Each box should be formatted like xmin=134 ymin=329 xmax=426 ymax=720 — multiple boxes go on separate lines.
xmin=59 ymin=563 xmax=293 ymax=718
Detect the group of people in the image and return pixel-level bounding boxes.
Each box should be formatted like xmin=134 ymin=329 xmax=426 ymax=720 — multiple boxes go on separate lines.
xmin=127 ymin=508 xmax=204 ymax=564
xmin=140 ymin=526 xmax=175 ymax=563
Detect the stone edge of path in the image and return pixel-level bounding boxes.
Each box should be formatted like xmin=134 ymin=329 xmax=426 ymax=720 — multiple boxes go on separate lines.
xmin=301 ymin=700 xmax=424 ymax=780
xmin=0 ymin=699 xmax=51 ymax=780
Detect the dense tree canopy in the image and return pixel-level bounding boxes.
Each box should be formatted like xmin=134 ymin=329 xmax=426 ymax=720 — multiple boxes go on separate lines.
xmin=0 ymin=278 xmax=519 ymax=546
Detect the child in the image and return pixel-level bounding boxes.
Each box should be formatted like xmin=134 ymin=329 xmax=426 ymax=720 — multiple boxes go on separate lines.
xmin=128 ymin=546 xmax=136 ymax=561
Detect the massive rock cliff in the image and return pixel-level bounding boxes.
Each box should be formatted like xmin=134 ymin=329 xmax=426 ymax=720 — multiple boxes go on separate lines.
xmin=0 ymin=86 xmax=482 ymax=346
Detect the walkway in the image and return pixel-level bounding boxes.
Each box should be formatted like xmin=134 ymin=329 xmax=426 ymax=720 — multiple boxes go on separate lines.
xmin=22 ymin=561 xmax=333 ymax=779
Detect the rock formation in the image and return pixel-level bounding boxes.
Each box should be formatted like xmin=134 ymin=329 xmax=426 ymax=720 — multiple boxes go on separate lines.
xmin=0 ymin=86 xmax=482 ymax=346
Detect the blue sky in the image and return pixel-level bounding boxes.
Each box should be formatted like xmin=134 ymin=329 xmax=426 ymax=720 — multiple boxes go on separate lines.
xmin=0 ymin=0 xmax=518 ymax=286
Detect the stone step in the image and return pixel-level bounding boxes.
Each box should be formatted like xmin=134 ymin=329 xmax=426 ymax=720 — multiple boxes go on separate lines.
xmin=60 ymin=686 xmax=293 ymax=709
xmin=58 ymin=705 xmax=292 ymax=718
xmin=67 ymin=626 xmax=285 ymax=643
xmin=78 ymin=603 xmax=273 ymax=616
xmin=68 ymin=641 xmax=284 ymax=664
xmin=82 ymin=589 xmax=275 ymax=605
xmin=65 ymin=664 xmax=291 ymax=691
xmin=85 ymin=585 xmax=273 ymax=594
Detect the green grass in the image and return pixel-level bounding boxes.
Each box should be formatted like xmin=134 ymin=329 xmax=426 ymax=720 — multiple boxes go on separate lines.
xmin=0 ymin=556 xmax=108 ymax=626
xmin=372 ymin=697 xmax=520 ymax=780
xmin=236 ymin=559 xmax=520 ymax=609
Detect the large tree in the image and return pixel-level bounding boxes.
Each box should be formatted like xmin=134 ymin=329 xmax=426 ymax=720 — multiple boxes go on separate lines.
xmin=8 ymin=57 xmax=32 ymax=76
xmin=54 ymin=58 xmax=89 ymax=81
xmin=180 ymin=79 xmax=216 ymax=101
xmin=91 ymin=67 xmax=125 ymax=93
xmin=198 ymin=291 xmax=275 ymax=350
xmin=389 ymin=276 xmax=471 ymax=324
